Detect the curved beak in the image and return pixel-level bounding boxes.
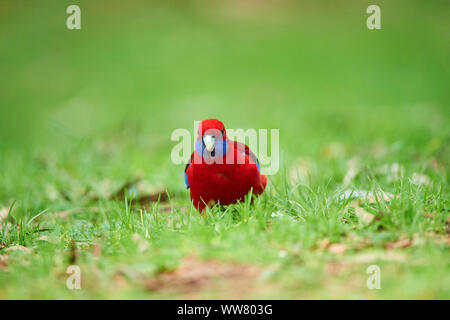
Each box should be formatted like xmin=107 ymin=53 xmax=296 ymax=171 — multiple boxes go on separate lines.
xmin=203 ymin=134 xmax=216 ymax=152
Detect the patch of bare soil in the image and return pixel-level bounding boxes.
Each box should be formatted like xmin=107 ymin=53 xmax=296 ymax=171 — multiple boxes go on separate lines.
xmin=144 ymin=255 xmax=260 ymax=298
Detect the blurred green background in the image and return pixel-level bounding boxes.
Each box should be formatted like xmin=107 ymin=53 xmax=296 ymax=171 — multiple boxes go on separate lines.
xmin=1 ymin=0 xmax=449 ymax=205
xmin=0 ymin=0 xmax=449 ymax=299
xmin=1 ymin=0 xmax=449 ymax=194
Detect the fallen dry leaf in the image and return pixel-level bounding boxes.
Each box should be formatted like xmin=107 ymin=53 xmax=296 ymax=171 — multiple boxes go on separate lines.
xmin=0 ymin=208 xmax=8 ymax=220
xmin=351 ymin=201 xmax=375 ymax=224
xmin=343 ymin=189 xmax=393 ymax=225
xmin=0 ymin=255 xmax=8 ymax=269
xmin=422 ymin=212 xmax=437 ymax=218
xmin=319 ymin=238 xmax=331 ymax=250
xmin=113 ymin=271 xmax=128 ymax=287
xmin=319 ymin=239 xmax=348 ymax=255
xmin=385 ymin=237 xmax=413 ymax=250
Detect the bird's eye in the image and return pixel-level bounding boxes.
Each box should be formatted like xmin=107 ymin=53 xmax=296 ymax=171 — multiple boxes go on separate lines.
xmin=221 ymin=129 xmax=224 ymax=135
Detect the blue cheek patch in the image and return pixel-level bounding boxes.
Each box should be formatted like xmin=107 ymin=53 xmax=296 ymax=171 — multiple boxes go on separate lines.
xmin=195 ymin=140 xmax=205 ymax=157
xmin=196 ymin=140 xmax=228 ymax=158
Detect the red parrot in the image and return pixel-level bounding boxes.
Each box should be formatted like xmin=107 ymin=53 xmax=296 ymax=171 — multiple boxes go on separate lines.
xmin=184 ymin=119 xmax=267 ymax=212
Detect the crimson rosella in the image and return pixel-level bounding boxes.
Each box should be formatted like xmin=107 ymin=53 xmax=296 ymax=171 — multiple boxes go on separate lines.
xmin=184 ymin=119 xmax=267 ymax=212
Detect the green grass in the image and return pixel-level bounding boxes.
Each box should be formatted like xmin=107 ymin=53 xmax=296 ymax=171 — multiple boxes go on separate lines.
xmin=0 ymin=0 xmax=449 ymax=299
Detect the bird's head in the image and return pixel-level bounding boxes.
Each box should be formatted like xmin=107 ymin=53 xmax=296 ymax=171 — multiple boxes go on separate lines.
xmin=196 ymin=119 xmax=228 ymax=158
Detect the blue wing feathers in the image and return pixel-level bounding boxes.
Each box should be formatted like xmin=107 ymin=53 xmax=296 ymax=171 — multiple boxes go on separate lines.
xmin=184 ymin=153 xmax=193 ymax=189
xmin=184 ymin=171 xmax=189 ymax=189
